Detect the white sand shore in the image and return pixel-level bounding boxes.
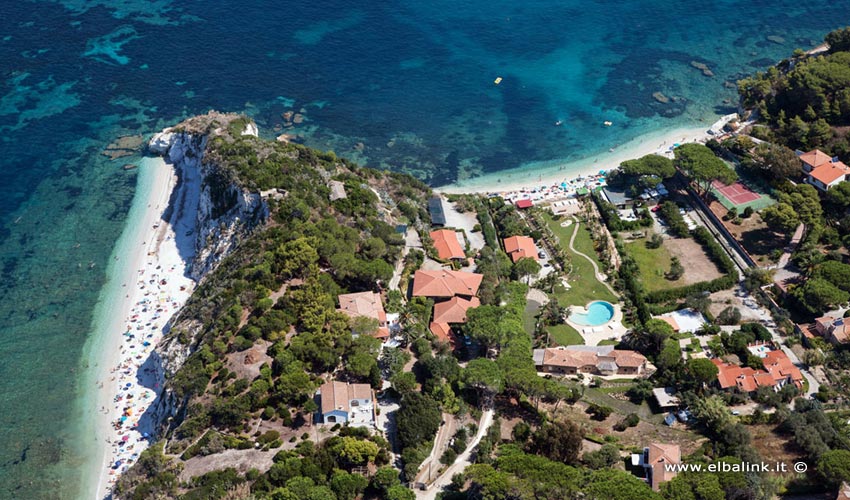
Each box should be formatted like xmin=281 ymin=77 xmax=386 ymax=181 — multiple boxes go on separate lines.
xmin=439 ymin=124 xmax=712 ymax=195
xmin=82 ymin=155 xmax=201 ymax=499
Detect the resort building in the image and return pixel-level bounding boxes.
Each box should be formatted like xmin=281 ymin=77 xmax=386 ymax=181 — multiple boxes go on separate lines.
xmin=632 ymin=443 xmax=681 ymax=491
xmin=430 ymin=229 xmax=466 ymax=260
xmin=515 ymin=199 xmax=533 ymax=209
xmin=532 ymin=345 xmax=648 ymax=376
xmin=711 ymin=347 xmax=803 ymax=394
xmin=337 ymin=291 xmax=389 ymax=340
xmin=317 ymin=381 xmax=375 ymax=427
xmin=814 ymin=312 xmax=850 ymax=345
xmin=412 ymin=270 xmax=483 ymax=298
xmin=503 ymin=235 xmax=538 ymax=263
xmin=799 ymin=148 xmax=850 ymax=192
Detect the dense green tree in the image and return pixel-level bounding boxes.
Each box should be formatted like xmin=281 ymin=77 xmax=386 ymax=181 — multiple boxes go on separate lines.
xmin=396 ymin=393 xmax=442 ymax=450
xmin=687 ymin=357 xmax=720 ymax=389
xmin=512 ymin=257 xmax=541 ymax=283
xmin=674 ymin=143 xmax=737 ymax=196
xmin=462 ymin=358 xmax=505 ymax=403
xmin=761 ymin=202 xmax=800 ymax=235
xmin=817 ymin=449 xmax=850 ymax=486
xmin=794 ymin=278 xmax=849 ymax=314
xmin=329 ymin=470 xmax=368 ymax=500
xmin=826 ymin=27 xmax=850 ymax=53
xmin=528 ymin=420 xmax=583 ymax=464
xmin=814 ymin=260 xmax=850 ymax=292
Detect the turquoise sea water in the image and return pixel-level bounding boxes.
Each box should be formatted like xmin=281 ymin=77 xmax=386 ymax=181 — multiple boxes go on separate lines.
xmin=570 ymin=301 xmax=616 ymax=326
xmin=1 ymin=1 xmax=849 ymax=497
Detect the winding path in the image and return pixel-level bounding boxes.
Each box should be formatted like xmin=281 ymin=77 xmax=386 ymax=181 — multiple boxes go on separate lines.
xmin=567 ymin=220 xmax=616 ymax=296
xmin=415 ymin=409 xmax=494 ymax=500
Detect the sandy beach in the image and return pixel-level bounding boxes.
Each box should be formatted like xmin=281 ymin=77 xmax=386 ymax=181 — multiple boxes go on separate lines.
xmin=439 ymin=124 xmax=712 ymax=196
xmin=79 ymin=154 xmax=200 ymax=500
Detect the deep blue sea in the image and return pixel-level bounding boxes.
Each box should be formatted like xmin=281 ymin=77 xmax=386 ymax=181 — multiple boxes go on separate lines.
xmin=1 ymin=0 xmax=848 ymax=497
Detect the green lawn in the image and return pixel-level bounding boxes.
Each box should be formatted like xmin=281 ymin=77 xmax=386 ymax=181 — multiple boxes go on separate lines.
xmin=543 ymin=213 xmax=617 ymax=307
xmin=547 ymin=323 xmax=584 ymax=346
xmin=622 ymin=238 xmax=685 ymax=292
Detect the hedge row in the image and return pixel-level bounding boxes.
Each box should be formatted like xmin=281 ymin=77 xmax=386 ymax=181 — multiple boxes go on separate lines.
xmin=658 ymin=201 xmax=689 ymax=238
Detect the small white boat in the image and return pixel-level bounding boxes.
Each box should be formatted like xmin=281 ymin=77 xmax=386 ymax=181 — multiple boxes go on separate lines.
xmin=494 ymin=76 xmax=503 ymax=85
xmin=603 ymin=120 xmax=613 ymax=126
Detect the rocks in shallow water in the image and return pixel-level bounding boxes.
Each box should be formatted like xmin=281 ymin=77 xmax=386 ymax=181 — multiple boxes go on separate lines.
xmin=724 ymin=80 xmax=737 ymax=89
xmin=689 ymin=61 xmax=714 ymax=77
xmin=292 ymin=113 xmax=304 ymax=124
xmin=652 ymin=91 xmax=670 ymax=103
xmin=122 ymin=164 xmax=137 ymax=170
xmin=767 ymin=35 xmax=785 ymax=44
xmin=102 ymin=134 xmax=143 ymax=159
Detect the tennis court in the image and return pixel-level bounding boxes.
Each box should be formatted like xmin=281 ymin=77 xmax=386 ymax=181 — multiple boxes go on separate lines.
xmin=710 ymin=180 xmax=774 ymax=212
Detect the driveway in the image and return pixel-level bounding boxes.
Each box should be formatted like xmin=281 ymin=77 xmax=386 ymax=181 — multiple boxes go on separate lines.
xmin=440 ymin=197 xmax=485 ymax=252
xmin=415 ymin=409 xmax=494 ymax=500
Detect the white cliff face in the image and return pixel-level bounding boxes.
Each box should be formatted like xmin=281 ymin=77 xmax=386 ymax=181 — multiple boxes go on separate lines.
xmin=143 ymin=125 xmax=269 ymax=436
xmin=241 ymin=122 xmax=259 ymax=137
xmin=146 ymin=129 xmax=267 ymax=281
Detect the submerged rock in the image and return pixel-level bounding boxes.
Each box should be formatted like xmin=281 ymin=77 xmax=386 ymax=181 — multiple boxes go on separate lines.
xmin=767 ymin=35 xmax=785 ymax=44
xmin=690 ymin=61 xmax=714 ymax=77
xmin=652 ymin=92 xmax=670 ymax=104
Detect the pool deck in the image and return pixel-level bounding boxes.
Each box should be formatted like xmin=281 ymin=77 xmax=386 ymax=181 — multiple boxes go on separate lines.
xmin=566 ymin=302 xmax=628 ymax=346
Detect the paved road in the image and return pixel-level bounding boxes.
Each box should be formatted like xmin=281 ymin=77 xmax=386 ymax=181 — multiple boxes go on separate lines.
xmin=414 ymin=413 xmax=456 ymax=485
xmin=415 ymin=409 xmax=494 ymax=500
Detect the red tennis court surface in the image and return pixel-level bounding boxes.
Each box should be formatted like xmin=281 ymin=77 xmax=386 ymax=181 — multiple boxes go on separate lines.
xmin=711 ymin=180 xmax=761 ymax=205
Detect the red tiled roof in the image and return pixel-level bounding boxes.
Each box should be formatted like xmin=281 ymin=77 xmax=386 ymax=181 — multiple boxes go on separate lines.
xmin=319 ymin=381 xmax=372 ymax=415
xmin=809 ymin=161 xmax=850 ymax=186
xmin=800 ymin=149 xmax=834 ymax=169
xmin=647 ymin=443 xmax=680 ymax=491
xmin=429 ymin=322 xmax=453 ymax=343
xmin=430 ymin=229 xmax=465 ymax=260
xmin=515 ymin=199 xmax=533 ymax=209
xmin=412 ymin=270 xmax=483 ymax=298
xmin=337 ymin=291 xmax=386 ymax=325
xmin=432 ymin=296 xmax=480 ymax=324
xmin=504 ymin=235 xmax=538 ymax=263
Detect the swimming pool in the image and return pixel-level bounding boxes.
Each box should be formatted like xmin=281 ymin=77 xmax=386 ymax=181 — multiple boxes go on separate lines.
xmin=570 ymin=301 xmax=615 ymax=326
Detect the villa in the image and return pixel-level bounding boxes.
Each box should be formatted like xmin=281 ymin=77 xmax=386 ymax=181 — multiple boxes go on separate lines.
xmin=413 ymin=269 xmax=483 ymax=348
xmin=532 ymin=345 xmax=648 ymax=376
xmin=336 ymin=291 xmax=389 ymax=340
xmin=632 ymin=443 xmax=681 ymax=491
xmin=412 ymin=270 xmax=482 ymax=298
xmin=503 ymin=235 xmax=538 ymax=263
xmin=430 ymin=229 xmax=466 ymax=260
xmin=799 ymin=148 xmax=850 ymax=192
xmin=711 ymin=346 xmax=803 ymax=394
xmin=317 ymin=381 xmax=375 ymax=427
xmin=814 ymin=312 xmax=850 ymax=345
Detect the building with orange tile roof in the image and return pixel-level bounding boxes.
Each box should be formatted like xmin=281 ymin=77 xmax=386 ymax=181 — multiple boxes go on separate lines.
xmin=503 ymin=235 xmax=538 ymax=263
xmin=430 ymin=229 xmax=465 ymax=260
xmin=337 ymin=291 xmax=389 ymax=339
xmin=318 ymin=381 xmax=374 ymax=426
xmin=711 ymin=347 xmax=802 ymax=393
xmin=412 ymin=270 xmax=483 ymax=298
xmin=800 ymin=149 xmax=850 ymax=191
xmin=640 ymin=443 xmax=681 ymax=491
xmin=836 ymin=482 xmax=850 ymax=500
xmin=432 ymin=296 xmax=480 ymax=324
xmin=800 ymin=149 xmax=834 ymax=172
xmin=429 ymin=322 xmax=455 ymax=345
xmin=532 ymin=346 xmax=648 ymax=376
xmin=815 ymin=313 xmax=850 ymax=345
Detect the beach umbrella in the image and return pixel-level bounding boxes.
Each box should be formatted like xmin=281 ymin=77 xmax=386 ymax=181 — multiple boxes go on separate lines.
xmin=122 ymin=435 xmax=129 ymax=442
